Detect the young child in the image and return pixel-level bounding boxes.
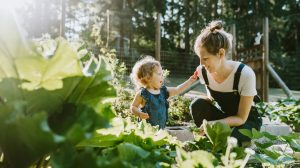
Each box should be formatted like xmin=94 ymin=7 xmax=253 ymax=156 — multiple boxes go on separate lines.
xmin=130 ymin=56 xmax=197 ymax=129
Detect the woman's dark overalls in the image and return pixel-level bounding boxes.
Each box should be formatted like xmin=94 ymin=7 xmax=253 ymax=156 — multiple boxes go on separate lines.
xmin=190 ymin=63 xmax=262 ymax=145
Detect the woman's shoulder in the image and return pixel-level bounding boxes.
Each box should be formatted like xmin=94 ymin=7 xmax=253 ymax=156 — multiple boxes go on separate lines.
xmin=231 ymin=61 xmax=255 ymax=76
xmin=237 ymin=62 xmax=257 ymax=96
xmin=240 ymin=63 xmax=255 ymax=77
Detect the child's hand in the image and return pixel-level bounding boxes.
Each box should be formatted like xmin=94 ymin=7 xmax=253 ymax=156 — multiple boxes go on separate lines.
xmin=138 ymin=111 xmax=149 ymax=119
xmin=189 ymin=70 xmax=198 ymax=82
xmin=192 ymin=70 xmax=198 ymax=79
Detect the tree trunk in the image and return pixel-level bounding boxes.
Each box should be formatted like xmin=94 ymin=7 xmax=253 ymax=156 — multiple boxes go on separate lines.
xmin=155 ymin=12 xmax=161 ymax=61
xmin=184 ymin=0 xmax=190 ymax=53
xmin=60 ymin=0 xmax=66 ymax=38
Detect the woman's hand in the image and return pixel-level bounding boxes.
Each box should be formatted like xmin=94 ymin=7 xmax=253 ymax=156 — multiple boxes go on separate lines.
xmin=198 ymin=125 xmax=206 ymax=136
xmin=198 ymin=121 xmax=215 ymax=136
xmin=138 ymin=111 xmax=149 ymax=119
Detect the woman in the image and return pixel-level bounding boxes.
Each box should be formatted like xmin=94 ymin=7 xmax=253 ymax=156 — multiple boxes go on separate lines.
xmin=190 ymin=20 xmax=262 ymax=145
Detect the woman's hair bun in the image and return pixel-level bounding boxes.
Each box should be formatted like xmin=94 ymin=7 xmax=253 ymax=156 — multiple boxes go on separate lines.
xmin=209 ymin=20 xmax=223 ymax=32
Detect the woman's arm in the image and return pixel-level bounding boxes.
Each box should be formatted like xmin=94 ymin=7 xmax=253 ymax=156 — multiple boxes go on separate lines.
xmin=211 ymin=96 xmax=254 ymax=127
xmin=130 ymin=91 xmax=149 ymax=119
xmin=167 ymin=76 xmax=197 ymax=97
xmin=210 ymin=65 xmax=257 ymax=127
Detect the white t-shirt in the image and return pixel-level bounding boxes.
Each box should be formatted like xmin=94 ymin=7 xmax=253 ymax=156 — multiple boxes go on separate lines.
xmin=196 ymin=61 xmax=257 ymax=97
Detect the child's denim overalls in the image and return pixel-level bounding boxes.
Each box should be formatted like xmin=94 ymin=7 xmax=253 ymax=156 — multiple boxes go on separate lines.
xmin=140 ymin=86 xmax=169 ymax=129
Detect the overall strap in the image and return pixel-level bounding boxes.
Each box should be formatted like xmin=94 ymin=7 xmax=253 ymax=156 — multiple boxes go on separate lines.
xmin=140 ymin=87 xmax=150 ymax=102
xmin=202 ymin=67 xmax=209 ymax=85
xmin=160 ymin=86 xmax=170 ymax=99
xmin=233 ymin=63 xmax=245 ymax=91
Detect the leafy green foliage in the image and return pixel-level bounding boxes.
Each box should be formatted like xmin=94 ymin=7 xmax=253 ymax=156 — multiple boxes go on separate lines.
xmin=101 ymin=51 xmax=134 ymax=118
xmin=0 ymin=10 xmax=116 ymax=167
xmin=175 ymin=147 xmax=219 ymax=168
xmin=167 ymin=96 xmax=193 ymax=126
xmin=203 ymin=121 xmax=232 ymax=153
xmin=76 ymin=118 xmax=181 ymax=167
xmin=256 ymin=98 xmax=300 ymax=131
xmin=0 ymin=103 xmax=60 ymax=167
xmin=184 ymin=122 xmax=251 ymax=167
xmin=240 ymin=129 xmax=300 ymax=165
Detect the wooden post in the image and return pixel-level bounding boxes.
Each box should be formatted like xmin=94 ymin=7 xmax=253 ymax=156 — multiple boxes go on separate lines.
xmin=60 ymin=0 xmax=66 ymax=38
xmin=263 ymin=17 xmax=269 ymax=102
xmin=230 ymin=24 xmax=236 ymax=60
xmin=155 ymin=12 xmax=161 ymax=61
xmin=106 ymin=10 xmax=110 ymax=48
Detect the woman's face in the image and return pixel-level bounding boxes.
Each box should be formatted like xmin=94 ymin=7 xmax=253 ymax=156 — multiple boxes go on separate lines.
xmin=198 ymin=46 xmax=222 ymax=73
xmin=148 ymin=66 xmax=163 ymax=89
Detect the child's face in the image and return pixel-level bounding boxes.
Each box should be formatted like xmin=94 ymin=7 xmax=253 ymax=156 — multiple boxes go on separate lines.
xmin=148 ymin=66 xmax=163 ymax=89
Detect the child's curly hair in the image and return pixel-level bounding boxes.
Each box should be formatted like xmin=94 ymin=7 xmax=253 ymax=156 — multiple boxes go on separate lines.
xmin=130 ymin=56 xmax=161 ymax=89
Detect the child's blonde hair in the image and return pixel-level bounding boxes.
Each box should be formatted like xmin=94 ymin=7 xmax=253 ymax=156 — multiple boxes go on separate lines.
xmin=130 ymin=56 xmax=161 ymax=88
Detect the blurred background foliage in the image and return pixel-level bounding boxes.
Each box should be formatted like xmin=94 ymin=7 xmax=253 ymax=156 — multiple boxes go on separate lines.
xmin=13 ymin=0 xmax=300 ymax=89
xmin=15 ymin=0 xmax=298 ymax=52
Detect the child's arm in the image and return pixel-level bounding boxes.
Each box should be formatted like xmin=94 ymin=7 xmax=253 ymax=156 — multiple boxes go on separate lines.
xmin=130 ymin=91 xmax=150 ymax=119
xmin=167 ymin=71 xmax=198 ymax=97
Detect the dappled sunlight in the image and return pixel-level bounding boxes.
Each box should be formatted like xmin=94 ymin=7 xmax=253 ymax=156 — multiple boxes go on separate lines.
xmin=0 ymin=0 xmax=34 ymax=10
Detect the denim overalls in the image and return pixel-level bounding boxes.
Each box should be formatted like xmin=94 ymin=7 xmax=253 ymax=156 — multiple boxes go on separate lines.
xmin=140 ymin=86 xmax=169 ymax=129
xmin=190 ymin=63 xmax=262 ymax=144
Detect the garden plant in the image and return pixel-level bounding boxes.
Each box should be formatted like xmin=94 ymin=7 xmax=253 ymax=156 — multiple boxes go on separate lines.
xmin=1 ymin=3 xmax=300 ymax=168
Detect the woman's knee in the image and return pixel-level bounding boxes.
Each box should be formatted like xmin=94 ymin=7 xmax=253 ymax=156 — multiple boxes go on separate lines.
xmin=190 ymin=98 xmax=211 ymax=114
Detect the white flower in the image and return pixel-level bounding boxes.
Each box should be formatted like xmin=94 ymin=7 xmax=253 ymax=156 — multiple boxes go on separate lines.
xmin=78 ymin=49 xmax=88 ymax=59
xmin=33 ymin=34 xmax=57 ymax=59
xmin=230 ymin=152 xmax=237 ymax=159
xmin=240 ymin=148 xmax=256 ymax=168
xmin=245 ymin=148 xmax=255 ymax=155
xmin=227 ymin=137 xmax=238 ymax=147
xmin=224 ymin=137 xmax=238 ymax=166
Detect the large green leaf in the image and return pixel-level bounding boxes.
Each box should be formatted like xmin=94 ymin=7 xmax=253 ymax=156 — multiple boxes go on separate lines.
xmin=0 ymin=102 xmax=64 ymax=168
xmin=50 ymin=145 xmax=100 ymax=168
xmin=77 ymin=133 xmax=123 ymax=148
xmin=16 ymin=38 xmax=83 ymax=91
xmin=48 ymin=103 xmax=110 ymax=142
xmin=117 ymin=142 xmax=150 ymax=161
xmin=254 ymin=154 xmax=278 ymax=165
xmin=280 ymin=134 xmax=300 ymax=152
xmin=203 ymin=121 xmax=232 ymax=153
xmin=67 ymin=60 xmax=116 ymax=106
